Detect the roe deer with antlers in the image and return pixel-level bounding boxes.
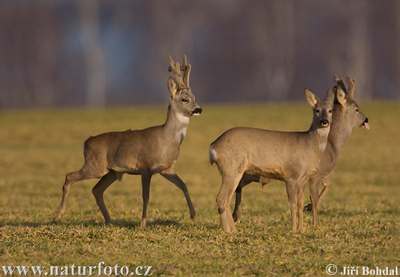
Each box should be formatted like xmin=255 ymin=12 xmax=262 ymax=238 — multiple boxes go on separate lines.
xmin=54 ymin=56 xmax=202 ymax=227
xmin=209 ymin=89 xmax=335 ymax=233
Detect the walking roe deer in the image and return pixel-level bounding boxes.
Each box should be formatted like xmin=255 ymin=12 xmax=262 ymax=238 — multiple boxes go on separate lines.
xmin=231 ymin=77 xmax=369 ymax=229
xmin=209 ymin=89 xmax=335 ymax=233
xmin=54 ymin=56 xmax=202 ymax=227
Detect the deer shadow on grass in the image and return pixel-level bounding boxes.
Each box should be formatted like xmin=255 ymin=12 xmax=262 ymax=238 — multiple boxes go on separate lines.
xmin=0 ymin=218 xmax=184 ymax=229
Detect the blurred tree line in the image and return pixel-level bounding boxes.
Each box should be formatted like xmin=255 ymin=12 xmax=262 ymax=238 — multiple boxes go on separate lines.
xmin=0 ymin=0 xmax=398 ymax=108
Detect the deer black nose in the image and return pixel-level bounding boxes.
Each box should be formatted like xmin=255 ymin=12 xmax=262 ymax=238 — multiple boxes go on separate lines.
xmin=320 ymin=119 xmax=329 ymax=127
xmin=361 ymin=117 xmax=370 ymax=129
xmin=192 ymin=107 xmax=202 ymax=115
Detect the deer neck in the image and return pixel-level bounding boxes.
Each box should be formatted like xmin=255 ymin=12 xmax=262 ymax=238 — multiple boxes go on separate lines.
xmin=328 ymin=106 xmax=353 ymax=155
xmin=163 ymin=105 xmax=190 ymax=144
xmin=308 ymin=123 xmax=330 ymax=153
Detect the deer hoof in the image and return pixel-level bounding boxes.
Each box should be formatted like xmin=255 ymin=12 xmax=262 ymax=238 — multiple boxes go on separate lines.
xmin=227 ymin=225 xmax=237 ymax=234
xmin=232 ymin=212 xmax=240 ymax=223
xmin=304 ymin=203 xmax=313 ymax=213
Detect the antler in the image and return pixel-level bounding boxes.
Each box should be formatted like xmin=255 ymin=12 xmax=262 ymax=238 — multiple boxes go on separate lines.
xmin=168 ymin=56 xmax=181 ymax=75
xmin=168 ymin=55 xmax=191 ymax=88
xmin=334 ymin=74 xmax=348 ymax=94
xmin=168 ymin=56 xmax=185 ymax=88
xmin=346 ymin=76 xmax=356 ymax=98
xmin=182 ymin=55 xmax=191 ymax=87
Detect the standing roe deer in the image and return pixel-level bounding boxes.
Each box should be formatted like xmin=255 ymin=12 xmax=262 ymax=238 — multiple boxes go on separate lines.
xmin=304 ymin=76 xmax=369 ymax=224
xmin=54 ymin=56 xmax=202 ymax=228
xmin=231 ymin=77 xmax=369 ymax=229
xmin=209 ymin=89 xmax=335 ymax=233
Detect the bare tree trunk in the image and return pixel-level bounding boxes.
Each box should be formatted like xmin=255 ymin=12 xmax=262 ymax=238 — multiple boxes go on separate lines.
xmin=264 ymin=0 xmax=295 ymax=100
xmin=31 ymin=2 xmax=58 ymax=106
xmin=78 ymin=0 xmax=106 ymax=106
xmin=396 ymin=1 xmax=400 ymax=99
xmin=349 ymin=1 xmax=371 ymax=99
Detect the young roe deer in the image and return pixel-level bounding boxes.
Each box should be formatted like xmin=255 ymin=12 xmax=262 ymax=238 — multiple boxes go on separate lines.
xmin=209 ymin=89 xmax=335 ymax=233
xmin=54 ymin=56 xmax=202 ymax=228
xmin=231 ymin=77 xmax=369 ymax=229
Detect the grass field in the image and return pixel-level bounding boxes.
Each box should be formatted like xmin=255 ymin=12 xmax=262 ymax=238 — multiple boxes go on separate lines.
xmin=0 ymin=102 xmax=399 ymax=276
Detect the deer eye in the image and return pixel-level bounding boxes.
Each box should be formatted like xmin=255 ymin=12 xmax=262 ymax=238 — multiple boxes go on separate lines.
xmin=355 ymin=108 xmax=359 ymax=112
xmin=315 ymin=109 xmax=321 ymax=114
xmin=328 ymin=109 xmax=333 ymax=113
xmin=181 ymin=98 xmax=189 ymax=103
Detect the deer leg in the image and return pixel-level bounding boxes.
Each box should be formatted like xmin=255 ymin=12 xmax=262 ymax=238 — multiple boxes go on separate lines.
xmin=160 ymin=173 xmax=196 ymax=219
xmin=216 ymin=182 xmax=231 ymax=233
xmin=216 ymin=173 xmax=242 ymax=233
xmin=303 ymin=180 xmax=315 ymax=213
xmin=304 ymin=178 xmax=330 ymax=212
xmin=92 ymin=171 xmax=118 ymax=224
xmin=296 ymin=183 xmax=306 ymax=233
xmin=285 ymin=181 xmax=298 ymax=233
xmin=232 ymin=175 xmax=254 ymax=222
xmin=316 ymin=179 xmax=329 ymax=210
xmin=232 ymin=186 xmax=243 ymax=223
xmin=309 ymin=180 xmax=320 ymax=227
xmin=140 ymin=173 xmax=152 ymax=228
xmin=304 ymin=199 xmax=313 ymax=213
xmin=226 ymin=184 xmax=240 ymax=233
xmin=54 ymin=169 xmax=94 ymax=221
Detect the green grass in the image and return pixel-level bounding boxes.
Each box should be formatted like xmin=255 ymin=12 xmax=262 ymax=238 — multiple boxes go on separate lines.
xmin=0 ymin=102 xmax=399 ymax=276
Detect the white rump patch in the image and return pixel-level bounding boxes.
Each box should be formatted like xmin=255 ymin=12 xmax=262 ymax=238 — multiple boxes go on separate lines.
xmin=209 ymin=147 xmax=218 ymax=164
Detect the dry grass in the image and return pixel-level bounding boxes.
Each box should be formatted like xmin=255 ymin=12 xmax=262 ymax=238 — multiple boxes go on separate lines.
xmin=0 ymin=102 xmax=399 ymax=276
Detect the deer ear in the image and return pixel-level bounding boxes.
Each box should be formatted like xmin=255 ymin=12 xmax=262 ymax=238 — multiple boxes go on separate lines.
xmin=336 ymin=86 xmax=347 ymax=106
xmin=326 ymin=88 xmax=335 ymax=107
xmin=168 ymin=78 xmax=178 ymax=98
xmin=304 ymin=89 xmax=319 ymax=108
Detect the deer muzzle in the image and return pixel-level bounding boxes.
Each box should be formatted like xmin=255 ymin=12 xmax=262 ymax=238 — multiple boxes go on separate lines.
xmin=361 ymin=117 xmax=369 ymax=130
xmin=192 ymin=107 xmax=202 ymax=116
xmin=320 ymin=119 xmax=329 ymax=128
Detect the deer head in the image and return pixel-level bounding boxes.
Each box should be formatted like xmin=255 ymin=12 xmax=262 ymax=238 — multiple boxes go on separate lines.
xmin=334 ymin=76 xmax=369 ymax=130
xmin=305 ymin=88 xmax=335 ymax=131
xmin=167 ymin=55 xmax=202 ymax=117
